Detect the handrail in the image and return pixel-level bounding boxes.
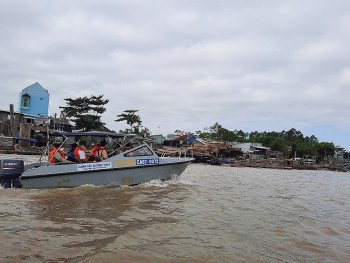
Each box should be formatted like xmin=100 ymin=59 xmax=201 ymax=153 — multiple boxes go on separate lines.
xmin=178 ymin=148 xmax=187 ymax=158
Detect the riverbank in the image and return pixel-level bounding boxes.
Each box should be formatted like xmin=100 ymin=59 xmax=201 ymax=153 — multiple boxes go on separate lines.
xmin=156 ymin=145 xmax=349 ymax=172
xmin=221 ymin=161 xmax=349 ymax=172
xmin=0 ymin=152 xmax=348 ymax=173
xmin=0 ymin=153 xmax=42 ymax=164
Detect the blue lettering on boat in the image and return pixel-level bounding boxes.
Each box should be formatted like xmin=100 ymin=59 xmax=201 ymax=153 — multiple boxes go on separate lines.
xmin=136 ymin=158 xmax=160 ymax=165
xmin=77 ymin=162 xmax=112 ymax=171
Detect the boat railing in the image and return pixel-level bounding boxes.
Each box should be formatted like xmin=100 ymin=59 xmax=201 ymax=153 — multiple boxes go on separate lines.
xmin=107 ymin=138 xmax=139 ymax=157
xmin=158 ymin=147 xmax=187 ymax=158
xmin=178 ymin=148 xmax=187 ymax=158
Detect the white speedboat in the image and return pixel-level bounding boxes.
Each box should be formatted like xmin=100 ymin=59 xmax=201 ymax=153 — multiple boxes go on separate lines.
xmin=0 ymin=131 xmax=193 ymax=189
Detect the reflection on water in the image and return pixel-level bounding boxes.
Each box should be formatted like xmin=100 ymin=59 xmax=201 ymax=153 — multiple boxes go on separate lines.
xmin=0 ymin=163 xmax=350 ymax=262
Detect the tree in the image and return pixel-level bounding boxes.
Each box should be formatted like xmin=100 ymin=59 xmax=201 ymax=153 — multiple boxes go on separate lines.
xmin=204 ymin=122 xmax=223 ymax=141
xmin=283 ymin=128 xmax=304 ymax=141
xmin=309 ymin=135 xmax=319 ymax=143
xmin=269 ymin=138 xmax=289 ymax=156
xmin=115 ymin=109 xmax=143 ymax=134
xmin=318 ymin=142 xmax=335 ymax=159
xmin=60 ymin=95 xmax=109 ymax=131
xmin=209 ymin=122 xmax=222 ymax=134
xmin=198 ymin=124 xmax=344 ymax=157
xmin=138 ymin=126 xmax=151 ymax=137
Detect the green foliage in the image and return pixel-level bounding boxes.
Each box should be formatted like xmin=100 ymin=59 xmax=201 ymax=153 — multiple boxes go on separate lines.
xmin=115 ymin=109 xmax=150 ymax=136
xmin=318 ymin=142 xmax=335 ymax=157
xmin=115 ymin=109 xmax=141 ymax=133
xmin=269 ymin=138 xmax=290 ymax=156
xmin=60 ymin=95 xmax=109 ymax=131
xmin=133 ymin=126 xmax=151 ymax=137
xmin=201 ymin=122 xmax=247 ymax=142
xmin=199 ymin=123 xmax=337 ymax=158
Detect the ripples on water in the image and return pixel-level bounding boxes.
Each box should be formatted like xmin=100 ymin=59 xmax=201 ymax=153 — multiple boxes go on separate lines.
xmin=0 ymin=159 xmax=349 ymax=262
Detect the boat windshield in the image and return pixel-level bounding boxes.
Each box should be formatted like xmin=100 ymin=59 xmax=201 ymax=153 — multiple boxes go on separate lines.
xmin=124 ymin=145 xmax=153 ymax=157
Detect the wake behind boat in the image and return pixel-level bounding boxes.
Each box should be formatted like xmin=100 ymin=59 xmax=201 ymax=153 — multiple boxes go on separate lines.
xmin=0 ymin=131 xmax=194 ymax=189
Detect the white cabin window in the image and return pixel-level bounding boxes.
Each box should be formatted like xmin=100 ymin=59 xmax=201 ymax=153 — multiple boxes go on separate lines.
xmin=124 ymin=146 xmax=153 ymax=157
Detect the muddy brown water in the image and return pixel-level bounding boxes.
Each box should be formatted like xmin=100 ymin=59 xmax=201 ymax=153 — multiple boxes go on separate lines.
xmin=0 ymin=154 xmax=349 ymax=262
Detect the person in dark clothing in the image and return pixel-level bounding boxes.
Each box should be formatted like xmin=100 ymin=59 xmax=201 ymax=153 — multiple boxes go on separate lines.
xmin=67 ymin=143 xmax=81 ymax=163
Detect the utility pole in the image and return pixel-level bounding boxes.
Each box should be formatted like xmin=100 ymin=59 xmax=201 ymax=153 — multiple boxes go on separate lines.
xmin=9 ymin=104 xmax=15 ymax=137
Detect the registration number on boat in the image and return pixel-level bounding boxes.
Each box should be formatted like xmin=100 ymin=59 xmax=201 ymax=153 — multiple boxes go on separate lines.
xmin=136 ymin=158 xmax=160 ymax=165
xmin=77 ymin=162 xmax=112 ymax=171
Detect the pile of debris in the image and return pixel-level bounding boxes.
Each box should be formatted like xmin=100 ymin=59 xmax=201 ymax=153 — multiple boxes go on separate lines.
xmin=155 ymin=142 xmax=242 ymax=163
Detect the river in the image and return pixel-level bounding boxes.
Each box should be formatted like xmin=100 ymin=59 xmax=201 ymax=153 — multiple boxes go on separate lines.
xmin=0 ymin=154 xmax=349 ymax=262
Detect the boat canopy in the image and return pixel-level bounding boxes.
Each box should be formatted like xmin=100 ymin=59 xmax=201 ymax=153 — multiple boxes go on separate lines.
xmin=14 ymin=137 xmax=38 ymax=143
xmin=49 ymin=130 xmax=138 ymax=139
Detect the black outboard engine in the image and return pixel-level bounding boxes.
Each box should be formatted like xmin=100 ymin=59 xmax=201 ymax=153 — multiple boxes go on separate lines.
xmin=0 ymin=159 xmax=24 ymax=188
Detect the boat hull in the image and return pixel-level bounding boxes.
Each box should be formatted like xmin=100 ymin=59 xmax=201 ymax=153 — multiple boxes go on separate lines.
xmin=20 ymin=160 xmax=192 ymax=188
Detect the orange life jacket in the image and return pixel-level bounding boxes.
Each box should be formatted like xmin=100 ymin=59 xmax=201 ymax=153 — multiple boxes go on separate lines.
xmin=74 ymin=146 xmax=88 ymax=161
xmin=49 ymin=148 xmax=65 ymax=164
xmin=90 ymin=145 xmax=107 ymax=159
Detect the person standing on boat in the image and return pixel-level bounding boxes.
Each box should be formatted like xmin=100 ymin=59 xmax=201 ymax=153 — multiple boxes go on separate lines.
xmin=90 ymin=140 xmax=108 ymax=161
xmin=49 ymin=143 xmax=70 ymax=164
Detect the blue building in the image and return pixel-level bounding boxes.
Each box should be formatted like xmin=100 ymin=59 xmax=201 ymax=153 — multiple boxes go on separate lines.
xmin=18 ymin=82 xmax=50 ymax=117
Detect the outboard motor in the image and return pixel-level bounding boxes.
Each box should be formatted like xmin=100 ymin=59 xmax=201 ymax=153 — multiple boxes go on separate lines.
xmin=0 ymin=159 xmax=24 ymax=188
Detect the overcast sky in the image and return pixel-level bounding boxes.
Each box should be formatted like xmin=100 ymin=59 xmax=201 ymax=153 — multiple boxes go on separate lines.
xmin=1 ymin=0 xmax=350 ymax=149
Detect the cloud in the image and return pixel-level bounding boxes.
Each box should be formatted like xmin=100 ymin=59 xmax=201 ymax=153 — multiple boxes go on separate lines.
xmin=1 ymin=0 xmax=350 ymax=149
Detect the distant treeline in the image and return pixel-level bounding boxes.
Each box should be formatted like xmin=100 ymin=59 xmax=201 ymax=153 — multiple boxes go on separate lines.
xmin=57 ymin=95 xmax=347 ymax=159
xmin=196 ymin=123 xmax=348 ymax=159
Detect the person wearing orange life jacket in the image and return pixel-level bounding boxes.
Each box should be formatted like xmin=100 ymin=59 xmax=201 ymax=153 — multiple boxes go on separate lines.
xmin=49 ymin=143 xmax=69 ymax=164
xmin=74 ymin=141 xmax=88 ymax=163
xmin=90 ymin=140 xmax=108 ymax=161
xmin=67 ymin=143 xmax=80 ymax=163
